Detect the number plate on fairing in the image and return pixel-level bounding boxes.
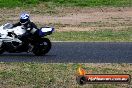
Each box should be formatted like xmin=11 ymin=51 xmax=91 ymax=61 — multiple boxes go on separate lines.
xmin=41 ymin=27 xmax=54 ymax=32
xmin=39 ymin=27 xmax=54 ymax=36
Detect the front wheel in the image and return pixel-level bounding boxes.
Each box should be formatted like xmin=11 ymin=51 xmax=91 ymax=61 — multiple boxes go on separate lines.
xmin=33 ymin=38 xmax=51 ymax=56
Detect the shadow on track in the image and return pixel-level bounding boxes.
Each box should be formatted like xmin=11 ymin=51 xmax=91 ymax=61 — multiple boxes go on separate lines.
xmin=0 ymin=53 xmax=57 ymax=62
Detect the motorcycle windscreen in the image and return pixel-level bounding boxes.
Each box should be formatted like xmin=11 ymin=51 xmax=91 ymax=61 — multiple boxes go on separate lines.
xmin=3 ymin=23 xmax=13 ymax=29
xmin=39 ymin=27 xmax=54 ymax=36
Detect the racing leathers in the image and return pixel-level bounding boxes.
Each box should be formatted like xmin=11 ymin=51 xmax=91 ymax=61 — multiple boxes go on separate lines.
xmin=13 ymin=21 xmax=38 ymax=51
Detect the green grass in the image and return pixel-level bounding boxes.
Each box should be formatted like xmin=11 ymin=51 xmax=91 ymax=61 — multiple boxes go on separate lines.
xmin=51 ymin=0 xmax=132 ymax=7
xmin=0 ymin=0 xmax=39 ymax=8
xmin=0 ymin=63 xmax=131 ymax=88
xmin=0 ymin=0 xmax=131 ymax=8
xmin=48 ymin=28 xmax=132 ymax=42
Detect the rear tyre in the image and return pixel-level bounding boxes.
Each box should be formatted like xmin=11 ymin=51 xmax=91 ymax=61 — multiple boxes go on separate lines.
xmin=0 ymin=43 xmax=5 ymax=54
xmin=33 ymin=38 xmax=51 ymax=56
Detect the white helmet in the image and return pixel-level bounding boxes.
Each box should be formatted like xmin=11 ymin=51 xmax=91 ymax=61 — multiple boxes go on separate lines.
xmin=20 ymin=13 xmax=30 ymax=24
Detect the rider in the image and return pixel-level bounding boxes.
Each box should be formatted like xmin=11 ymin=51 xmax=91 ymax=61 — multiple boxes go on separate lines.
xmin=13 ymin=13 xmax=38 ymax=51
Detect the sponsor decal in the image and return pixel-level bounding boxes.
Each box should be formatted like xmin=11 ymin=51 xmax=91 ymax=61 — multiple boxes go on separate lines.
xmin=76 ymin=66 xmax=131 ymax=85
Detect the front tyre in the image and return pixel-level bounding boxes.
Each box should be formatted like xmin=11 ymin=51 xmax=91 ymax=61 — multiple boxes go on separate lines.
xmin=33 ymin=38 xmax=51 ymax=56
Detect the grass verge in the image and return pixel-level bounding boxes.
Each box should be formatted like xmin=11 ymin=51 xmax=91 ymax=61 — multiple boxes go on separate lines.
xmin=48 ymin=28 xmax=132 ymax=42
xmin=0 ymin=0 xmax=38 ymax=8
xmin=0 ymin=0 xmax=131 ymax=8
xmin=0 ymin=63 xmax=131 ymax=88
xmin=50 ymin=0 xmax=132 ymax=7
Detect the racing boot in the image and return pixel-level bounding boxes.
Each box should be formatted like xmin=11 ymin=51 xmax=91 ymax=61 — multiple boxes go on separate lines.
xmin=15 ymin=42 xmax=29 ymax=52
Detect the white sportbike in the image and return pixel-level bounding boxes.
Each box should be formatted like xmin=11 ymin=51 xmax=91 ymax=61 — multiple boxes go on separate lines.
xmin=0 ymin=23 xmax=54 ymax=56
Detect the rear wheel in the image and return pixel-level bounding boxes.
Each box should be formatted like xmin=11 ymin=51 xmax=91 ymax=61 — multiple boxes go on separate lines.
xmin=0 ymin=43 xmax=5 ymax=54
xmin=33 ymin=38 xmax=51 ymax=56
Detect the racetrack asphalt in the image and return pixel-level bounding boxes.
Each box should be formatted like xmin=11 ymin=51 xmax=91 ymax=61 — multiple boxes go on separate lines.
xmin=0 ymin=42 xmax=132 ymax=63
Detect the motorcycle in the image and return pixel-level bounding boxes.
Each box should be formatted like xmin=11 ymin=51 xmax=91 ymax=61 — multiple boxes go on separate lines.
xmin=0 ymin=23 xmax=54 ymax=56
